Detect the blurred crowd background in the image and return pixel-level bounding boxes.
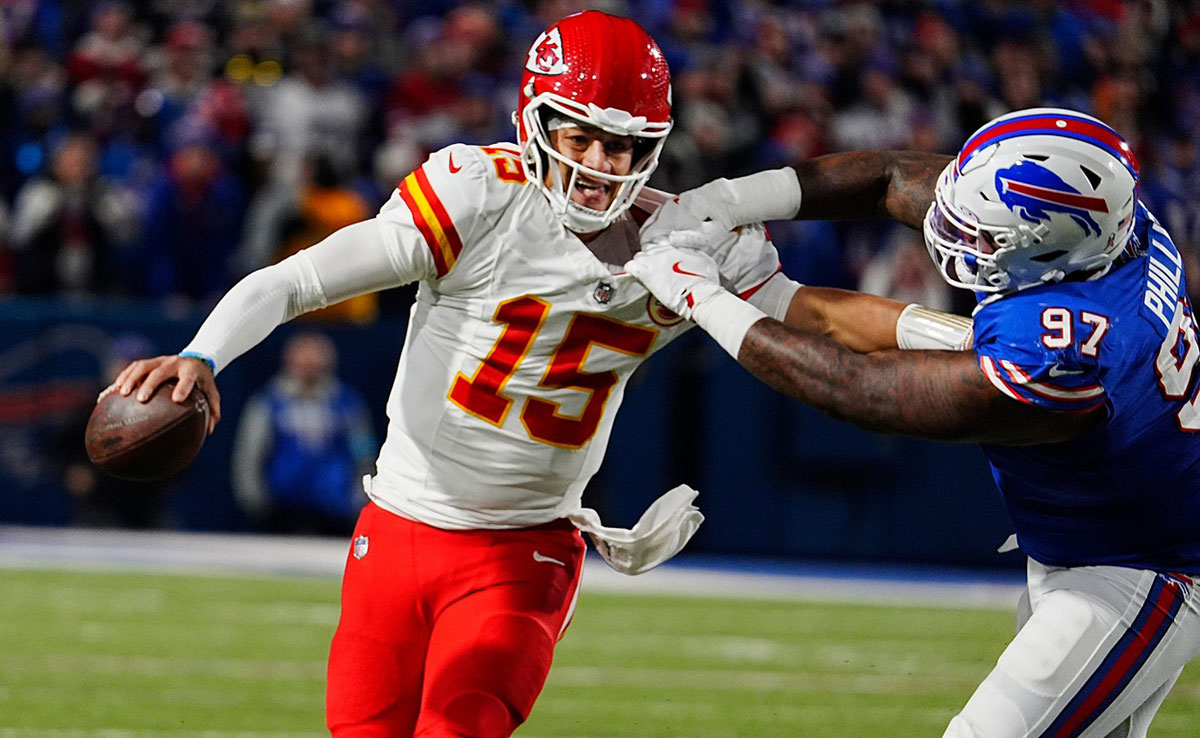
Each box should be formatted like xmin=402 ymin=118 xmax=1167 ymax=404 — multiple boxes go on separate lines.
xmin=4 ymin=0 xmax=1200 ymax=553
xmin=4 ymin=0 xmax=1199 ymax=316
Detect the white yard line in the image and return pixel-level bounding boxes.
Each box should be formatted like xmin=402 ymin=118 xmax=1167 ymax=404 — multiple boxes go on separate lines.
xmin=0 ymin=525 xmax=1024 ymax=609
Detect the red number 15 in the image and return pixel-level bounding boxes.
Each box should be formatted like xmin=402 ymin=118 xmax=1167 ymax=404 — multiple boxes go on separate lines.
xmin=449 ymin=296 xmax=657 ymax=448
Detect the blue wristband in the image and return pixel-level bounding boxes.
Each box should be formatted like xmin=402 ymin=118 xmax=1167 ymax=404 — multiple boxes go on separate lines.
xmin=179 ymin=351 xmax=217 ymax=373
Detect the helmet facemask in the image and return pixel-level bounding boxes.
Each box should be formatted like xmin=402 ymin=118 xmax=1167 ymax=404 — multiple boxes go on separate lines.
xmin=924 ymin=162 xmax=1049 ymax=293
xmin=519 ymin=93 xmax=669 ymax=233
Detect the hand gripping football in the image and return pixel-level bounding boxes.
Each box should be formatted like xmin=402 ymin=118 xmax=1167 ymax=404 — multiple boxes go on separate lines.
xmin=85 ymin=380 xmax=210 ymax=482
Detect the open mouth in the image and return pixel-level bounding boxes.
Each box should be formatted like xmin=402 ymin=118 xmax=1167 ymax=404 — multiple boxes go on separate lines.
xmin=572 ymin=176 xmax=612 ymax=206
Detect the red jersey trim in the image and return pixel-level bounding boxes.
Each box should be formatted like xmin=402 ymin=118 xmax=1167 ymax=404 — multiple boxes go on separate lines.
xmin=398 ymin=165 xmax=464 ymax=278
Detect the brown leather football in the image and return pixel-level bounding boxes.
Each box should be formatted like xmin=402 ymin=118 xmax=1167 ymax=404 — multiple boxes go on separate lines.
xmin=85 ymin=379 xmax=210 ymax=482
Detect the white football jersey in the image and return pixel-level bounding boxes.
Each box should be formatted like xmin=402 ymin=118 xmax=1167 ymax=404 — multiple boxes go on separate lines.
xmin=367 ymin=142 xmax=784 ymax=529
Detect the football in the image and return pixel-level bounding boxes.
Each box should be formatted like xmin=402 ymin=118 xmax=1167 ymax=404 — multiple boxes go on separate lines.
xmin=85 ymin=380 xmax=211 ymax=482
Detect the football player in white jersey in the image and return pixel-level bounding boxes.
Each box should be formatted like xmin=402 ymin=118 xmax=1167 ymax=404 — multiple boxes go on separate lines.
xmin=107 ymin=11 xmax=970 ymax=737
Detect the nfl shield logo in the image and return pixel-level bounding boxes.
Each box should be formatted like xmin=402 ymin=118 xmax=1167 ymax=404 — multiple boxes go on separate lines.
xmin=352 ymin=535 xmax=369 ymax=560
xmin=593 ymin=281 xmax=615 ymax=305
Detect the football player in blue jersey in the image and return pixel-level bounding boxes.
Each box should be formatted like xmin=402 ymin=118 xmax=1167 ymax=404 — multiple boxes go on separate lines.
xmin=628 ymin=108 xmax=1200 ymax=738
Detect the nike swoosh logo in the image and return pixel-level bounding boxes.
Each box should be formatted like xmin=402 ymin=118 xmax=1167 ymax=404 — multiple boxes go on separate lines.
xmin=672 ymin=261 xmax=705 ymax=278
xmin=448 ymin=153 xmax=462 ymax=173
xmin=1048 ymin=365 xmax=1085 ymax=377
xmin=532 ymin=551 xmax=567 ymax=567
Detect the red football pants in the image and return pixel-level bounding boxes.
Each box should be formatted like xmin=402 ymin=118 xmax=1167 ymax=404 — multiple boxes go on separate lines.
xmin=326 ymin=502 xmax=585 ymax=738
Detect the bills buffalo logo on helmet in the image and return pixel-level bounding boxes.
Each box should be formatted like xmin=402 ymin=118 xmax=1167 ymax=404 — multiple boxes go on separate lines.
xmin=995 ymin=161 xmax=1106 ymax=237
xmin=526 ymin=28 xmax=566 ymax=75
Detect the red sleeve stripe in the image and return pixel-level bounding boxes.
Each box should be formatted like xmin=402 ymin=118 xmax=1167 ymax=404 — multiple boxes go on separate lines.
xmin=980 ymin=356 xmax=1034 ymax=405
xmin=397 ymin=166 xmax=464 ymax=278
xmin=737 ymin=264 xmax=783 ymax=299
xmin=998 ymin=360 xmax=1105 ymax=401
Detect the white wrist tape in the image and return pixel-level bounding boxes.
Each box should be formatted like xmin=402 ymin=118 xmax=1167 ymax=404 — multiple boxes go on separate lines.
xmin=692 ymin=289 xmax=769 ymax=358
xmin=896 ymin=304 xmax=974 ymax=351
xmin=724 ymin=167 xmax=803 ymax=225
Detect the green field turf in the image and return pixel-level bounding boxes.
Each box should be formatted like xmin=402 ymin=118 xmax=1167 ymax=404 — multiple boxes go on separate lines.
xmin=0 ymin=568 xmax=1196 ymax=737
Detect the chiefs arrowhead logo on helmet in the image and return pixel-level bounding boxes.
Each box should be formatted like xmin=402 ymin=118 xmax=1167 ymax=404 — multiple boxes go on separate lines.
xmin=526 ymin=28 xmax=566 ymax=75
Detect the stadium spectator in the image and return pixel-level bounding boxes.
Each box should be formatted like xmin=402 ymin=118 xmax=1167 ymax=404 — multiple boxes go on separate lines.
xmin=253 ymin=23 xmax=367 ymax=188
xmin=140 ymin=20 xmax=216 ymax=149
xmin=831 ymin=59 xmax=917 ymax=151
xmin=137 ymin=123 xmax=244 ymax=304
xmin=3 ymin=45 xmax=70 ymax=200
xmin=66 ymin=2 xmax=146 ymax=129
xmin=8 ymin=133 xmax=135 ymax=296
xmin=232 ymin=331 xmax=375 ymax=536
xmin=274 ymin=154 xmax=379 ymax=322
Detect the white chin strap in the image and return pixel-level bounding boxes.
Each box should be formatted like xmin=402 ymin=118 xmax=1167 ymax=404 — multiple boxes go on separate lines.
xmin=563 ymin=200 xmax=615 ymax=234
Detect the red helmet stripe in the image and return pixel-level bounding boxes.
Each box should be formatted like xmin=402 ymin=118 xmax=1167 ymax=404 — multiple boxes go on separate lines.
xmin=958 ymin=114 xmax=1139 ymax=178
xmin=1000 ymin=179 xmax=1111 ymax=212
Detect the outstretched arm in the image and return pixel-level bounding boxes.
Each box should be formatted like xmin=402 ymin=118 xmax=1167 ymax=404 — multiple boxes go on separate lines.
xmin=782 ymin=286 xmax=969 ymax=354
xmin=738 ymin=319 xmax=1100 ymax=445
xmin=639 ymin=151 xmax=952 ymax=243
xmin=110 ymin=218 xmax=418 ymax=431
xmin=783 ymin=286 xmax=906 ymax=353
xmin=747 ymin=275 xmax=970 ymax=354
xmin=625 ymin=246 xmax=1099 ymax=446
xmin=792 ymin=151 xmax=951 ymax=229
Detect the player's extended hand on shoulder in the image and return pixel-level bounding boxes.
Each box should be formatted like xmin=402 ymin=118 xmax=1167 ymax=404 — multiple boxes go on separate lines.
xmin=644 ymin=219 xmax=740 ymax=258
xmin=640 ymin=169 xmax=803 ymax=246
xmin=109 ymin=354 xmax=222 ymax=434
xmin=640 ymin=181 xmax=743 ymax=248
xmin=624 ymin=244 xmax=727 ymax=321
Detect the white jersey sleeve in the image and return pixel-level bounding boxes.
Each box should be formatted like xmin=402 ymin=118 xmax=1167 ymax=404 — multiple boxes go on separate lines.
xmin=713 ymin=223 xmax=785 ymax=298
xmin=183 ymin=144 xmax=509 ymax=371
xmin=376 ymin=143 xmax=511 ymax=281
xmin=182 ymin=218 xmax=422 ymax=373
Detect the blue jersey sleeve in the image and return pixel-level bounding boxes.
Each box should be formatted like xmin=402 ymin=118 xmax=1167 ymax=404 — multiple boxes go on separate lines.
xmin=973 ymin=293 xmax=1108 ymax=413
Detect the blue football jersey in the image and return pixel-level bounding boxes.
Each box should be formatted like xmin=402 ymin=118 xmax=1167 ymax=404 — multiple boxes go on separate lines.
xmin=973 ymin=203 xmax=1200 ymax=573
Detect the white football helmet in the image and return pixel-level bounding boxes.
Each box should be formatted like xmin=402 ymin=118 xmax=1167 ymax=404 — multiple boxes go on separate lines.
xmin=515 ymin=11 xmax=673 ymax=233
xmin=924 ymin=108 xmax=1140 ymax=293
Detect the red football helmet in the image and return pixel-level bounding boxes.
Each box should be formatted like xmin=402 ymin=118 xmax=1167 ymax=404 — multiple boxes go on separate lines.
xmin=516 ymin=11 xmax=673 ymax=233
